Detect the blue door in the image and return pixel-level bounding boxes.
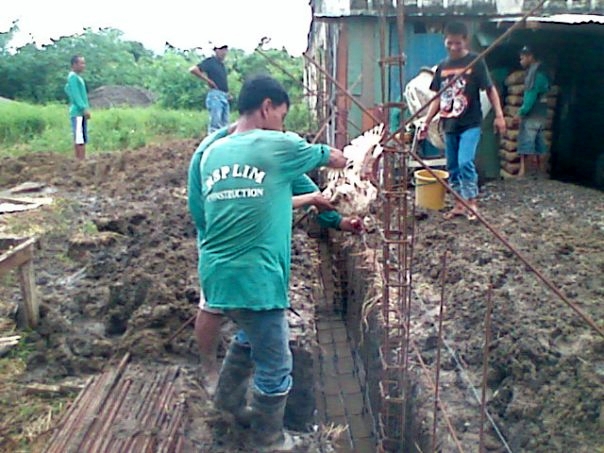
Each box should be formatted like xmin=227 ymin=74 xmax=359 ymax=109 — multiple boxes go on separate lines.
xmin=388 ymin=23 xmax=446 ymax=103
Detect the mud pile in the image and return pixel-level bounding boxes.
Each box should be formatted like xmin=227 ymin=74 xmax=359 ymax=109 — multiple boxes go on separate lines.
xmin=88 ymin=85 xmax=155 ymax=109
xmin=0 ymin=141 xmax=328 ymax=451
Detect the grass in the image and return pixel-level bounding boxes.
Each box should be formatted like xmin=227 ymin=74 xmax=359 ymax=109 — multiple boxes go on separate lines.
xmin=0 ymin=101 xmax=209 ymax=157
xmin=0 ymin=99 xmax=315 ymax=158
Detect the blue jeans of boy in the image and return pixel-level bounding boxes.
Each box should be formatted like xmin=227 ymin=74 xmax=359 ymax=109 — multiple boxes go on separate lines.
xmin=206 ymin=89 xmax=229 ymax=133
xmin=444 ymin=127 xmax=481 ymax=200
xmin=225 ymin=308 xmax=292 ymax=395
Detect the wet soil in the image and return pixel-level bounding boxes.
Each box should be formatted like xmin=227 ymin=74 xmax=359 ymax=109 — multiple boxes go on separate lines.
xmin=0 ymin=142 xmax=327 ymax=452
xmin=407 ymin=176 xmax=604 ymax=452
xmin=0 ymin=143 xmax=603 ymax=452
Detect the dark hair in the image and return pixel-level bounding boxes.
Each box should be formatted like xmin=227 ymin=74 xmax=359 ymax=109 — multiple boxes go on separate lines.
xmin=444 ymin=22 xmax=468 ymax=38
xmin=237 ymin=75 xmax=290 ymax=115
xmin=70 ymin=55 xmax=83 ymax=66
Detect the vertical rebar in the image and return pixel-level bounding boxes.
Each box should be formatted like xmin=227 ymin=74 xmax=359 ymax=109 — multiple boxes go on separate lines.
xmin=479 ymin=284 xmax=494 ymax=453
xmin=432 ymin=250 xmax=449 ymax=452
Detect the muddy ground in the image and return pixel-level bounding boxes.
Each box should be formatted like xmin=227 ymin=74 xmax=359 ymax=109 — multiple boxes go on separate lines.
xmin=406 ymin=176 xmax=604 ymax=452
xmin=0 ymin=142 xmax=603 ymax=452
xmin=0 ymin=142 xmax=328 ymax=452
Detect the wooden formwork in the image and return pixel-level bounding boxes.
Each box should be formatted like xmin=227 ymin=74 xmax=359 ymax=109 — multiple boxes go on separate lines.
xmin=0 ymin=236 xmax=39 ymax=328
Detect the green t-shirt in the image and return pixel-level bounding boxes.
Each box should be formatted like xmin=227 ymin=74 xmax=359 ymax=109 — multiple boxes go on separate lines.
xmin=64 ymin=71 xmax=89 ymax=117
xmin=198 ymin=129 xmax=330 ymax=310
xmin=519 ymin=70 xmax=550 ymax=119
xmin=188 ymin=128 xmax=341 ymax=237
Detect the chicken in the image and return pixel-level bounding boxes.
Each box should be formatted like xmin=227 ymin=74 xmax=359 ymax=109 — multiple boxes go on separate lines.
xmin=322 ymin=124 xmax=384 ymax=219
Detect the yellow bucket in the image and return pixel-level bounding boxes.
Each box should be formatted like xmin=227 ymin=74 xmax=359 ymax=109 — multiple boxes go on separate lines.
xmin=414 ymin=169 xmax=449 ymax=210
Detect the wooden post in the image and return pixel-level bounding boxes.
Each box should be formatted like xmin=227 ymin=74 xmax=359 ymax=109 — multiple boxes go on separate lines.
xmin=0 ymin=237 xmax=39 ymax=329
xmin=18 ymin=259 xmax=39 ymax=328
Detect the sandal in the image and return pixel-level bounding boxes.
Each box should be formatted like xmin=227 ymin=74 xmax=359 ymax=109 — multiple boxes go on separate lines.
xmin=443 ymin=209 xmax=465 ymax=220
xmin=466 ymin=200 xmax=478 ymax=221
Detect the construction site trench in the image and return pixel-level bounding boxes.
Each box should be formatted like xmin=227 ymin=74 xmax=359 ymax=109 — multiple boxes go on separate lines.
xmin=0 ymin=140 xmax=603 ymax=452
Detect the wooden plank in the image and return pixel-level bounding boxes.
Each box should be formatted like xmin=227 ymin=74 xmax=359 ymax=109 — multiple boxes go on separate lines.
xmin=18 ymin=259 xmax=39 ymax=328
xmin=0 ymin=237 xmax=36 ymax=276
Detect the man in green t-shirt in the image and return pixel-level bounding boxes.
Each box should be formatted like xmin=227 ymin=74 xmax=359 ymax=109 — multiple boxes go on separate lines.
xmin=514 ymin=45 xmax=550 ymax=177
xmin=196 ymin=75 xmax=351 ymax=451
xmin=64 ymin=55 xmax=91 ymax=160
xmin=188 ymin=124 xmax=362 ymax=398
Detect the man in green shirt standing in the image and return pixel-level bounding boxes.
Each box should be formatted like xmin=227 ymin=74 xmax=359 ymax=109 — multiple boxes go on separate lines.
xmin=515 ymin=46 xmax=550 ymax=177
xmin=64 ymin=55 xmax=91 ymax=160
xmin=188 ymin=124 xmax=362 ymax=397
xmin=197 ymin=75 xmax=348 ymax=451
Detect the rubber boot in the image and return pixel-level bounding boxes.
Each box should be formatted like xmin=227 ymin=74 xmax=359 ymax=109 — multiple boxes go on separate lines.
xmin=250 ymin=390 xmax=298 ymax=452
xmin=213 ymin=341 xmax=254 ymax=427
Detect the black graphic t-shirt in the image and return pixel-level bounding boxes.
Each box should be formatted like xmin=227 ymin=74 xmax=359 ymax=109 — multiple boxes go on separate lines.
xmin=430 ymin=53 xmax=493 ymax=133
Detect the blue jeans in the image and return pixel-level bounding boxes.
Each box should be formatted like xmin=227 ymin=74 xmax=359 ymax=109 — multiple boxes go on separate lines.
xmin=224 ymin=308 xmax=292 ymax=395
xmin=444 ymin=127 xmax=481 ymax=200
xmin=206 ymin=89 xmax=229 ymax=133
xmin=517 ymin=117 xmax=547 ymax=156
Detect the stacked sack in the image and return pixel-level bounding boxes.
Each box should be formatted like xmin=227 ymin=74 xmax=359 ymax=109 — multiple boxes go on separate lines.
xmin=499 ymin=70 xmax=559 ymax=178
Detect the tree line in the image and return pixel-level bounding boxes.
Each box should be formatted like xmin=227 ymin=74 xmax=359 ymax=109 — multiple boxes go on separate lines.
xmin=0 ymin=23 xmax=308 ymax=112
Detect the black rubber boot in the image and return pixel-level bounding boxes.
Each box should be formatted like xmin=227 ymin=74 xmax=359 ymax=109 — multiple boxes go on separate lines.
xmin=213 ymin=341 xmax=254 ymax=427
xmin=250 ymin=390 xmax=297 ymax=452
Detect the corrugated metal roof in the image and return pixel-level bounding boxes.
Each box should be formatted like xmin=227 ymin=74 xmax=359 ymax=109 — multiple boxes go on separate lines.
xmin=493 ymin=13 xmax=604 ymax=24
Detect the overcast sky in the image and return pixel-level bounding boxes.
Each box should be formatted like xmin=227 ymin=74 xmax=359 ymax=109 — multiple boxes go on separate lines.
xmin=1 ymin=0 xmax=314 ymax=55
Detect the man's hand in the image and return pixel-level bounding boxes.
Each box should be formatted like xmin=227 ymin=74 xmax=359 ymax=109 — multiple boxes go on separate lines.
xmin=339 ymin=216 xmax=364 ymax=234
xmin=292 ymin=192 xmax=335 ymax=211
xmin=327 ymin=147 xmax=347 ymax=169
xmin=493 ymin=116 xmax=506 ymax=135
xmin=207 ymin=79 xmax=218 ymax=89
xmin=84 ymin=111 xmax=91 ymax=120
xmin=418 ymin=122 xmax=430 ymax=141
xmin=310 ymin=193 xmax=336 ymax=212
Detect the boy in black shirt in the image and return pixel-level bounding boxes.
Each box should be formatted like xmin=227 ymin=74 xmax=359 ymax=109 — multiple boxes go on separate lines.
xmin=421 ymin=22 xmax=505 ymax=220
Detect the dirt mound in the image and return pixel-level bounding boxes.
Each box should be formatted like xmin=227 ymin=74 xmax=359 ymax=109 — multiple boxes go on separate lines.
xmin=88 ymin=85 xmax=155 ymax=109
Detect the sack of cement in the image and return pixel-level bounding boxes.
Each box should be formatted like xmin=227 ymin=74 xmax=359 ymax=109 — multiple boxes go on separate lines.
xmin=508 ymin=85 xmax=525 ymax=95
xmin=506 ymin=95 xmax=524 ymax=106
xmin=505 ymin=70 xmax=526 ymax=86
xmin=499 ymin=148 xmax=520 ymax=163
xmin=504 ymin=129 xmax=519 ymax=141
xmin=504 ymin=105 xmax=520 ymax=117
xmin=501 ymin=160 xmax=521 ymax=175
xmin=501 ymin=139 xmax=517 ymax=151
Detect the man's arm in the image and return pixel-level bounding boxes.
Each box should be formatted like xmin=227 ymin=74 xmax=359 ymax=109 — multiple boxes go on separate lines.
xmin=518 ymin=72 xmax=549 ymax=117
xmin=292 ymin=175 xmax=341 ymax=228
xmin=292 ymin=192 xmax=332 ymax=210
xmin=291 ymin=175 xmax=364 ymax=232
xmin=327 ymin=147 xmax=347 ymax=168
xmin=189 ymin=65 xmax=217 ymax=89
xmin=419 ymin=98 xmax=440 ymax=140
xmin=292 ymin=191 xmax=362 ymax=233
xmin=486 ymin=86 xmax=506 ymax=134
